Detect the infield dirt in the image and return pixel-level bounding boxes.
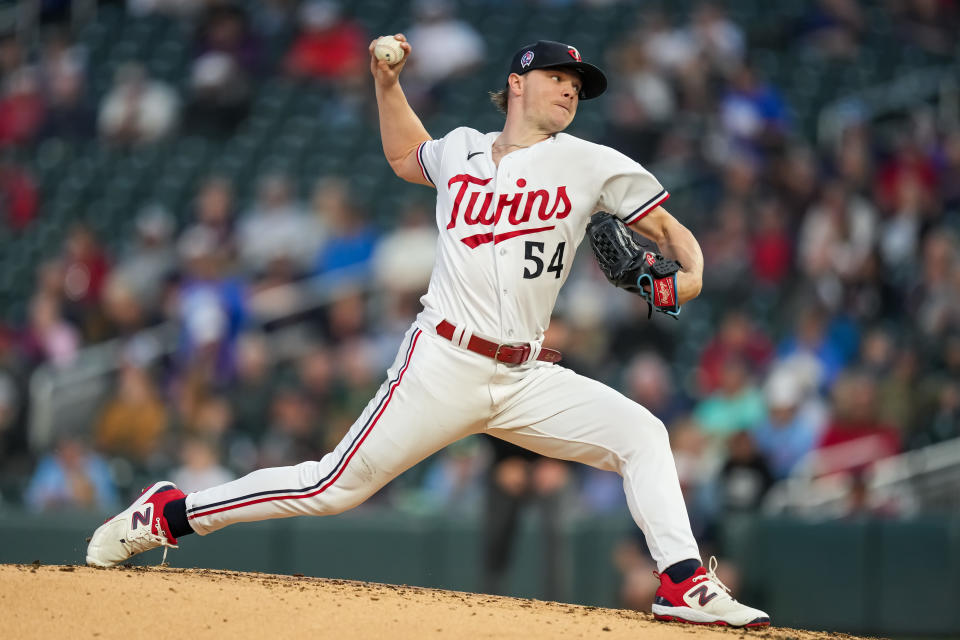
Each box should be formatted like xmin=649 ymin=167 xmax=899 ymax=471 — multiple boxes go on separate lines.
xmin=1 ymin=564 xmax=877 ymax=640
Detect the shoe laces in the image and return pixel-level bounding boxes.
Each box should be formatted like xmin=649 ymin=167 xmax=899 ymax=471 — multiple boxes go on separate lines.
xmin=126 ymin=517 xmax=179 ymax=565
xmin=692 ymin=556 xmax=732 ymax=596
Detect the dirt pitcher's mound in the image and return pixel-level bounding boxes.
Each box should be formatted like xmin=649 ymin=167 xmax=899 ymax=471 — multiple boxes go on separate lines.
xmin=2 ymin=564 xmax=871 ymax=640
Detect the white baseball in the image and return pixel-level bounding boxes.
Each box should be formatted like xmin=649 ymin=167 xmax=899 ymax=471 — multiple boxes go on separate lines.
xmin=374 ymin=36 xmax=404 ymax=65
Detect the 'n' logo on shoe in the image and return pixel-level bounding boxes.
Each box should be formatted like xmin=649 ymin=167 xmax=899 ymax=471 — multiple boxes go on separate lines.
xmin=131 ymin=505 xmax=152 ymax=529
xmin=688 ymin=585 xmax=718 ymax=607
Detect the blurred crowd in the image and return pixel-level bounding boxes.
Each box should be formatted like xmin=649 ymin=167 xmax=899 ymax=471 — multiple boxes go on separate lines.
xmin=0 ymin=0 xmax=958 ymax=600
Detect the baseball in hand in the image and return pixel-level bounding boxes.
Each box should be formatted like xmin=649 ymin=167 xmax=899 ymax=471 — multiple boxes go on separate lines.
xmin=374 ymin=36 xmax=405 ymax=65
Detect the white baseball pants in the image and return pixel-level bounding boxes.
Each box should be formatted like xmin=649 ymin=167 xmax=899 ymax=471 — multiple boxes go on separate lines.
xmin=184 ymin=323 xmax=700 ymax=571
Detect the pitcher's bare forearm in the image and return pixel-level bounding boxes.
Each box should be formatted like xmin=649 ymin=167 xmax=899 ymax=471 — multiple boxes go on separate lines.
xmin=629 ymin=206 xmax=704 ymax=304
xmin=369 ymin=34 xmax=432 ymax=186
xmin=375 ymin=82 xmax=431 ymax=180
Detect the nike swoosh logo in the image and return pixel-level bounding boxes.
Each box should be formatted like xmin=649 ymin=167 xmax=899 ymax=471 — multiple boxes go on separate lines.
xmin=467 ymin=151 xmax=483 ymax=160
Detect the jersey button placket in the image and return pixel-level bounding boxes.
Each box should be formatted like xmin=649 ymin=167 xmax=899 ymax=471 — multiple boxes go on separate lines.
xmin=492 ymin=156 xmax=509 ymax=341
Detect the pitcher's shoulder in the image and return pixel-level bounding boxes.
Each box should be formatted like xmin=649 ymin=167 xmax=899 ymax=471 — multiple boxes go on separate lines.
xmin=554 ymin=132 xmax=622 ymax=157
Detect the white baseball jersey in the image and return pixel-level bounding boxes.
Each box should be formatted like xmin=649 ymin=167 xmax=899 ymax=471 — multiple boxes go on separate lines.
xmin=183 ymin=128 xmax=699 ymax=573
xmin=414 ymin=127 xmax=669 ymax=344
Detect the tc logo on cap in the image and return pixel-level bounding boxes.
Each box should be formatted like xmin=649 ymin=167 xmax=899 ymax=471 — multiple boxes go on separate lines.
xmin=521 ymin=50 xmax=534 ymax=68
xmin=567 ymin=47 xmax=581 ymax=62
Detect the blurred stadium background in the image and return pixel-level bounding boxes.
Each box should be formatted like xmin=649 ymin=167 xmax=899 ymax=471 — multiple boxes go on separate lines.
xmin=0 ymin=0 xmax=958 ymax=636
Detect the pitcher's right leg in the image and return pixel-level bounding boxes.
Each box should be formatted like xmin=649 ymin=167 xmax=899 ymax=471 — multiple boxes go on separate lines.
xmin=186 ymin=327 xmax=484 ymax=534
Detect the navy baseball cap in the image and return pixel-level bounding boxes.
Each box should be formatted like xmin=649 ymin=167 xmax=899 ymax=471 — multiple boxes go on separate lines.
xmin=508 ymin=40 xmax=607 ymax=100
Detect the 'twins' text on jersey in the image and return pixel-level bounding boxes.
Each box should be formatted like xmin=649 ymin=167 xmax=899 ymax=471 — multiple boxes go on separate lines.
xmin=415 ymin=127 xmax=669 ymax=346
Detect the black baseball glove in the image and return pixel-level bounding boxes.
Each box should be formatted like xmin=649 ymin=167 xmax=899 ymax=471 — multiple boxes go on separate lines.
xmin=586 ymin=211 xmax=682 ymax=318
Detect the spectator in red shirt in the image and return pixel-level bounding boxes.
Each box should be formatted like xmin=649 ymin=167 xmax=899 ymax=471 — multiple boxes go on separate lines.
xmin=0 ymin=69 xmax=45 ymax=146
xmin=697 ymin=310 xmax=773 ymax=394
xmin=816 ymin=370 xmax=901 ymax=474
xmin=0 ymin=158 xmax=38 ymax=230
xmin=61 ymin=224 xmax=111 ymax=340
xmin=285 ymin=1 xmax=367 ymax=81
xmin=750 ymin=197 xmax=792 ymax=286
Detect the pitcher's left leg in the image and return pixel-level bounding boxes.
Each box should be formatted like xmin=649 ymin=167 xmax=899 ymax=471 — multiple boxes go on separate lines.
xmin=486 ymin=364 xmax=770 ymax=627
xmin=486 ymin=364 xmax=698 ymax=572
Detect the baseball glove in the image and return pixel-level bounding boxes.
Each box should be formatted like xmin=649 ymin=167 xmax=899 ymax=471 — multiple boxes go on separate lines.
xmin=586 ymin=211 xmax=682 ymax=318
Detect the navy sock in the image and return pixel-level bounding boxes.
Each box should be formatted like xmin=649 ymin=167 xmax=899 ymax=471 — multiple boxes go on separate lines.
xmin=163 ymin=498 xmax=194 ymax=539
xmin=664 ymin=558 xmax=701 ymax=583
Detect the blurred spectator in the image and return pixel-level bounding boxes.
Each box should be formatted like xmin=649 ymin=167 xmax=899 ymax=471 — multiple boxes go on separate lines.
xmin=238 ymin=173 xmax=321 ymax=276
xmin=700 ymin=199 xmax=752 ymax=295
xmin=718 ymin=61 xmax=789 ymax=157
xmin=793 ymin=0 xmax=864 ymax=60
xmin=697 ymin=310 xmax=773 ymax=395
xmin=688 ymin=2 xmax=745 ymax=74
xmin=910 ymin=228 xmax=960 ymax=340
xmin=0 ymin=156 xmax=39 ymax=231
xmin=98 ymin=62 xmax=179 ymax=146
xmin=21 ymin=293 xmax=80 ymax=368
xmin=312 ymin=178 xmax=378 ymax=281
xmin=880 ymin=174 xmax=932 ymax=272
xmin=693 ymin=356 xmax=765 ymax=437
xmin=259 ymin=387 xmax=321 ymax=468
xmin=714 ymin=431 xmax=774 ymax=511
xmin=171 ymin=435 xmax=235 ymax=493
xmin=874 ymin=134 xmax=938 ymax=215
xmin=101 ymin=274 xmax=148 ymax=339
xmin=482 ymin=436 xmax=570 ymax=600
xmin=182 ymin=393 xmax=234 ymax=443
xmin=936 ymin=128 xmax=960 ymax=214
xmin=774 ymin=144 xmax=821 ymax=222
xmin=403 ymin=0 xmax=485 ymax=111
xmin=187 ymin=175 xmax=238 ymax=257
xmin=405 ymin=0 xmax=484 ymax=83
xmin=415 ymin=436 xmax=486 ymax=516
xmin=891 ymin=0 xmax=960 ymax=56
xmin=284 ymin=1 xmax=367 ymax=81
xmin=24 ymin=435 xmax=118 ymax=512
xmin=622 ymin=351 xmax=687 ymax=426
xmin=816 ymin=371 xmax=902 ymax=474
xmin=194 ymin=3 xmax=262 ymax=74
xmin=912 ymin=380 xmax=960 ymax=448
xmin=60 ymin=224 xmax=112 ymax=340
xmin=876 ymin=345 xmax=921 ymax=435
xmin=226 ymin=333 xmax=279 ymax=442
xmin=186 ymin=3 xmax=260 ymax=136
xmin=37 ymin=27 xmax=93 ymax=140
xmin=776 ymin=304 xmax=853 ymax=389
xmin=0 ymin=33 xmax=25 ymax=82
xmin=669 ymin=416 xmax=716 ymax=541
xmin=640 ymin=10 xmax=698 ymax=76
xmin=0 ymin=68 xmax=46 ymax=146
xmin=752 ymin=370 xmax=824 ymax=479
xmin=114 ymin=204 xmax=177 ymax=315
xmin=93 ymin=364 xmax=168 ymax=466
xmin=371 ymin=202 xmax=437 ymax=295
xmin=604 ymin=40 xmax=674 ymax=160
xmin=186 ymin=52 xmax=250 ymax=137
xmin=175 ymin=226 xmax=247 ymax=385
xmin=750 ymin=197 xmax=793 ymax=287
xmin=325 ymin=337 xmax=380 ymax=450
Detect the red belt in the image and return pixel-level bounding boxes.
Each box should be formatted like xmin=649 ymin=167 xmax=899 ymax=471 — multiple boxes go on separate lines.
xmin=436 ymin=320 xmax=562 ymax=365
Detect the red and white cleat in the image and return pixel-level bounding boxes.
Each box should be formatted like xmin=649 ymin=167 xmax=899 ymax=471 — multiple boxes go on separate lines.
xmin=86 ymin=481 xmax=185 ymax=567
xmin=652 ymin=556 xmax=771 ymax=628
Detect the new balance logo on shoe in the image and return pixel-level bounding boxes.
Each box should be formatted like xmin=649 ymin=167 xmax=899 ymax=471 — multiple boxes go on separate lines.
xmin=131 ymin=506 xmax=152 ymax=529
xmin=688 ymin=585 xmax=718 ymax=607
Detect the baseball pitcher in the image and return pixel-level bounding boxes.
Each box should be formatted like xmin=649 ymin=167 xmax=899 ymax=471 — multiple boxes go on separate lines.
xmin=87 ymin=36 xmax=770 ymax=628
